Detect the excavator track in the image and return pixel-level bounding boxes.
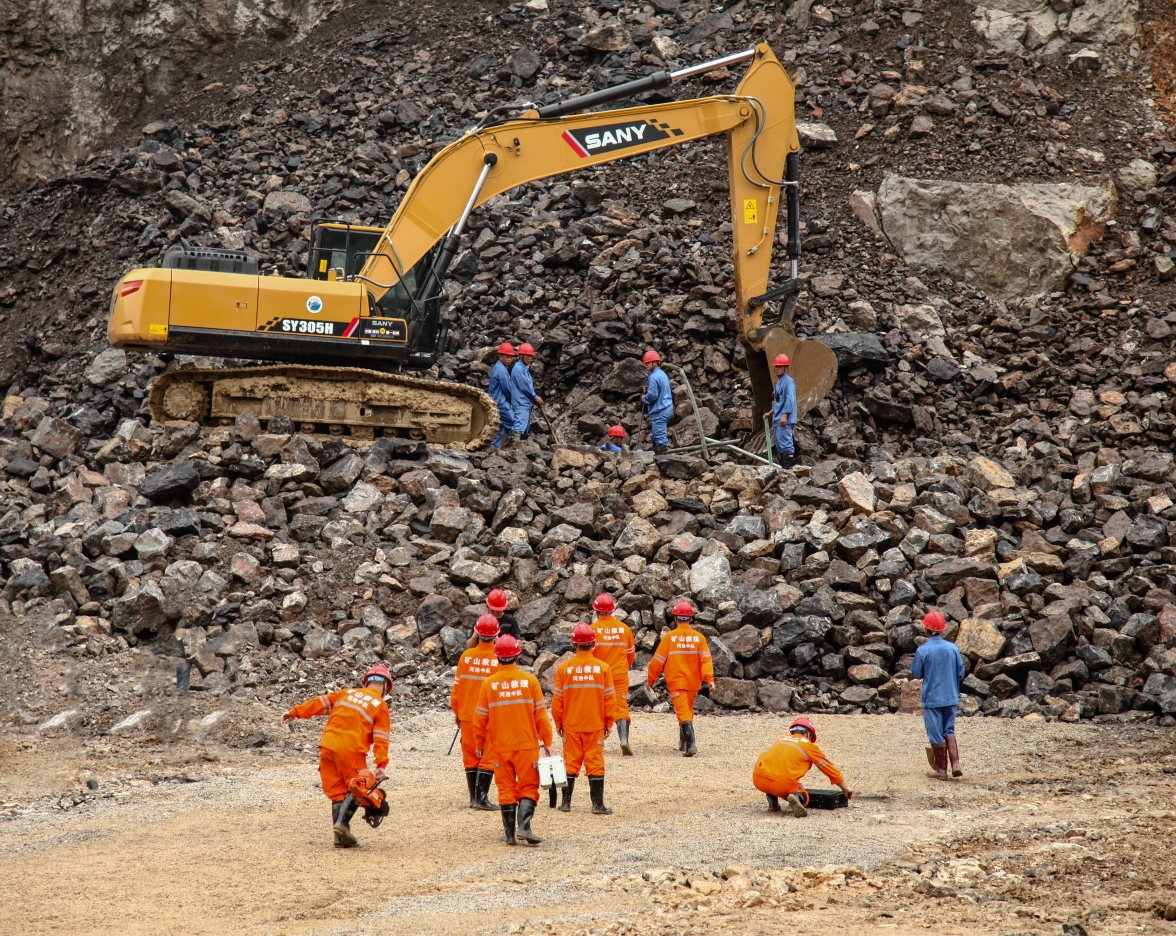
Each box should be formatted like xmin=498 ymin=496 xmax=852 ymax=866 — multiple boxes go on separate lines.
xmin=148 ymin=366 xmax=499 ymax=450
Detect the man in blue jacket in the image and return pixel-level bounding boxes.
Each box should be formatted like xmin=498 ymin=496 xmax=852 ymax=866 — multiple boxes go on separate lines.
xmin=509 ymin=342 xmax=541 ymax=446
xmin=911 ymin=608 xmax=965 ymax=780
xmin=767 ymin=353 xmax=797 ymax=469
xmin=641 ymin=349 xmax=674 ymax=455
xmin=488 ymin=341 xmax=516 ymax=449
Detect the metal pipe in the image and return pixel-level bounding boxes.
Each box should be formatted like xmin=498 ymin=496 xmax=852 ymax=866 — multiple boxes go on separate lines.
xmin=668 ymin=47 xmax=756 ymax=81
xmin=454 ymin=153 xmax=498 ymax=238
xmin=660 ymin=362 xmax=707 ymax=461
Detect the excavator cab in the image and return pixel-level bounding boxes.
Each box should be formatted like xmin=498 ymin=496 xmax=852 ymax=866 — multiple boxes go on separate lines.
xmin=307 ymin=222 xmax=383 ymax=280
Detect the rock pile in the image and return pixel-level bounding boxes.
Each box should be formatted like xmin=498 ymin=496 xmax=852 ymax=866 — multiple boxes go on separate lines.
xmin=0 ymin=0 xmax=1174 ymax=729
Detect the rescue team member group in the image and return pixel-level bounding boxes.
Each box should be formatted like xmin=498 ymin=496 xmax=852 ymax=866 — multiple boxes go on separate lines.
xmin=287 ymin=600 xmax=960 ymax=847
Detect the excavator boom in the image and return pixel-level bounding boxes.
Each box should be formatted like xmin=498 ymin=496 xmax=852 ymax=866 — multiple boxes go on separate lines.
xmin=107 ymin=43 xmax=836 ymax=446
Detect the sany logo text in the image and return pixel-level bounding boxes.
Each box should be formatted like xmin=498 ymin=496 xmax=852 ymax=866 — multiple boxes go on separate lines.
xmin=562 ymin=118 xmax=680 ymax=158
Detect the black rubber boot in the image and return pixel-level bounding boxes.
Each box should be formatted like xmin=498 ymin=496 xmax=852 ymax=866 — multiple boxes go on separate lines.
xmin=765 ymin=793 xmax=781 ymax=812
xmin=500 ymin=803 xmax=517 ymax=845
xmin=588 ymin=776 xmax=612 ymax=815
xmin=549 ymin=784 xmax=558 ymax=808
xmin=678 ymin=722 xmax=686 ymax=752
xmin=617 ymin=718 xmax=632 ymax=756
xmin=558 ymin=777 xmax=575 ymax=812
xmin=682 ymin=721 xmax=697 ymax=757
xmin=473 ymin=768 xmax=496 ymax=810
xmin=333 ymin=794 xmax=359 ymax=847
xmin=465 ymin=768 xmax=478 ymax=807
xmin=516 ymin=797 xmax=542 ymax=844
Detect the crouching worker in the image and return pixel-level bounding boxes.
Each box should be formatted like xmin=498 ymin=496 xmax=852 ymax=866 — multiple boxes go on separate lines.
xmin=752 ymin=717 xmax=854 ymax=817
xmin=283 ymin=664 xmax=393 ymax=848
xmin=474 ymin=634 xmax=553 ymax=845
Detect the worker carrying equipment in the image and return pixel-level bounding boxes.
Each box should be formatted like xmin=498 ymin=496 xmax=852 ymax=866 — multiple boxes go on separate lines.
xmin=552 ymin=623 xmax=617 ymax=815
xmin=510 ymin=343 xmax=541 ymax=446
xmin=647 ymin=600 xmax=714 ymax=757
xmin=752 ymin=718 xmax=854 ymax=817
xmin=913 ymin=608 xmax=966 ymax=780
xmin=641 ymin=350 xmax=674 ymax=455
xmin=282 ymin=663 xmax=392 ymax=848
xmin=450 ymin=613 xmax=502 ymax=810
xmin=474 ymin=634 xmax=553 ymax=845
xmin=108 ymin=44 xmax=836 ymax=449
xmin=591 ymin=594 xmax=636 ymax=757
xmin=768 ymin=352 xmax=798 ymax=468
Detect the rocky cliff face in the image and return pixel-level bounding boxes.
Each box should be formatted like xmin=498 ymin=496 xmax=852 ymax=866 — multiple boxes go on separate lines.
xmin=0 ymin=0 xmax=340 ymax=193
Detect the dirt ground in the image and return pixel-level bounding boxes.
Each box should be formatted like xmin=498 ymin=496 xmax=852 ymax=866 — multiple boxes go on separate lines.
xmin=2 ymin=711 xmax=1176 ymax=936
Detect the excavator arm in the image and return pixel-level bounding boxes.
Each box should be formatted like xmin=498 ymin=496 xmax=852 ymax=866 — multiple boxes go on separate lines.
xmin=107 ymin=42 xmax=836 ymax=446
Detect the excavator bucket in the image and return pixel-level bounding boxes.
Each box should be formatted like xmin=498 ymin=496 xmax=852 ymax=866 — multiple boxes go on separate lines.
xmin=760 ymin=327 xmax=839 ymax=419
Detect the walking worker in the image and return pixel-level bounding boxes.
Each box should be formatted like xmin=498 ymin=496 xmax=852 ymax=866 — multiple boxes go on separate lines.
xmin=473 ymin=634 xmax=553 ymax=846
xmin=509 ymin=343 xmax=542 ymax=445
xmin=551 ymin=622 xmax=616 ymax=814
xmin=488 ymin=341 xmax=516 ymax=448
xmin=641 ymin=349 xmax=674 ymax=455
xmin=450 ymin=613 xmax=501 ymax=811
xmin=912 ymin=608 xmax=966 ymax=779
xmin=767 ymin=353 xmax=798 ymax=468
xmin=591 ymin=592 xmax=636 ymax=756
xmin=646 ymin=599 xmax=714 ymax=757
xmin=600 ymin=425 xmax=626 ymax=453
xmin=752 ymin=717 xmax=854 ymax=817
xmin=465 ymin=587 xmax=520 ymax=649
xmin=282 ymin=663 xmax=393 ymax=848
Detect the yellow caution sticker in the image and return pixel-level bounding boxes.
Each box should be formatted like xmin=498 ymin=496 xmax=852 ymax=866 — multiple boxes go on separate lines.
xmin=319 ymin=258 xmax=328 ymax=273
xmin=149 ymin=323 xmax=168 ymax=337
xmin=744 ymin=199 xmax=758 ymax=224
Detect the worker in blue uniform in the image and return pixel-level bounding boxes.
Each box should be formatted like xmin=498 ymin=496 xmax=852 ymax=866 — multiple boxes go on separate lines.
xmin=489 ymin=341 xmax=516 ymax=449
xmin=641 ymin=349 xmax=674 ymax=455
xmin=600 ymin=425 xmax=626 ymax=453
xmin=768 ymin=353 xmax=797 ymax=468
xmin=509 ymin=342 xmax=541 ymax=446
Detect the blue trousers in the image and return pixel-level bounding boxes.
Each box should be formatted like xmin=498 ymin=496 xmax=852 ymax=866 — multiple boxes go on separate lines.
xmin=514 ymin=405 xmax=532 ymax=437
xmin=650 ymin=413 xmax=669 ymax=447
xmin=923 ymin=704 xmax=957 ymax=745
xmin=773 ymin=421 xmax=794 ymax=455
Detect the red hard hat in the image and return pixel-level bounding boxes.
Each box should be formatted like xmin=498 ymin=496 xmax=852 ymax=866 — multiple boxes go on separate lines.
xmin=592 ymin=592 xmax=616 ymax=614
xmin=572 ymin=622 xmax=596 ymax=645
xmin=494 ymin=633 xmax=521 ymax=659
xmin=486 ymin=588 xmax=508 ymax=612
xmin=498 ymin=341 xmax=516 ymax=356
xmin=475 ymin=613 xmax=501 ymax=638
xmin=671 ymin=599 xmax=695 ymax=618
xmin=923 ymin=609 xmax=947 ymax=632
xmin=608 ymin=425 xmax=626 ymax=438
xmin=774 ymin=353 xmax=791 ymax=368
xmin=363 ymin=663 xmax=393 ymax=687
xmin=517 ymin=343 xmax=535 ymax=356
xmin=789 ymin=717 xmax=817 ymax=742
xmin=643 ymin=349 xmax=661 ymax=364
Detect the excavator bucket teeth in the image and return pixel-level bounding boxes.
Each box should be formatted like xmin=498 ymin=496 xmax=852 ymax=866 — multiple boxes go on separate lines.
xmin=760 ymin=328 xmax=839 ymax=419
xmin=148 ymin=366 xmax=499 ymax=449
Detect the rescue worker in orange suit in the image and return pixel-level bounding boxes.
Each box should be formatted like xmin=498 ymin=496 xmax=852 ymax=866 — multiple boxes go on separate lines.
xmin=552 ymin=622 xmax=617 ymax=814
xmin=465 ymin=587 xmax=520 ymax=649
xmin=450 ymin=613 xmax=501 ymax=810
xmin=752 ymin=717 xmax=855 ymax=817
xmin=473 ymin=633 xmax=553 ymax=845
xmin=590 ymin=592 xmax=636 ymax=756
xmin=647 ymin=599 xmax=714 ymax=757
xmin=282 ymin=663 xmax=392 ymax=848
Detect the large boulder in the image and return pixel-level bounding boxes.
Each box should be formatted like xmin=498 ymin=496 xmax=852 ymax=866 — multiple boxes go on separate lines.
xmin=416 ymin=594 xmax=459 ymax=638
xmin=710 ymin=677 xmax=757 ymax=709
xmin=867 ymin=174 xmax=1115 ymax=298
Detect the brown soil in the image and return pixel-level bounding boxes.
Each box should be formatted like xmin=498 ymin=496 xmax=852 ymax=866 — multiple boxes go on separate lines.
xmin=2 ymin=711 xmax=1175 ymax=935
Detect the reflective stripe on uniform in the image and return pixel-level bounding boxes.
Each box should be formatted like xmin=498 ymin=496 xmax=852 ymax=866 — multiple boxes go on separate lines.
xmin=335 ymin=700 xmax=375 ymax=723
xmin=487 ymin=698 xmax=536 ymax=709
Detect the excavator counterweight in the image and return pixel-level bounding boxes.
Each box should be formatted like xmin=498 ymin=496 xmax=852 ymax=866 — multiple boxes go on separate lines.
xmin=107 ymin=43 xmax=837 ymax=446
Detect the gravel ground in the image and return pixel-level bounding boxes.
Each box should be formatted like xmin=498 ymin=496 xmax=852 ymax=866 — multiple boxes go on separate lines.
xmin=4 ymin=710 xmax=1176 ymax=935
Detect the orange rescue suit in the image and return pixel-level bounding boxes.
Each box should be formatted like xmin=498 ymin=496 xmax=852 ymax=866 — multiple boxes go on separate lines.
xmin=752 ymin=733 xmax=845 ymax=801
xmin=286 ymin=685 xmax=391 ymax=800
xmin=552 ymin=649 xmax=616 ymax=777
xmin=473 ymin=662 xmax=553 ymax=805
xmin=647 ymin=624 xmax=714 ymax=723
xmin=592 ymin=615 xmax=635 ymax=721
xmin=449 ymin=641 xmax=500 ymax=770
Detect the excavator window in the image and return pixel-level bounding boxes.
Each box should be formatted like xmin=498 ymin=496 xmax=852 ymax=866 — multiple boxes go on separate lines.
xmin=376 ymin=243 xmax=442 ymax=357
xmin=307 ymin=223 xmax=383 ymax=280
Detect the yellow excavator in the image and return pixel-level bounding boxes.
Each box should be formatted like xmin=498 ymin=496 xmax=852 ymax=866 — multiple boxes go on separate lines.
xmin=107 ymin=42 xmax=837 ymax=449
